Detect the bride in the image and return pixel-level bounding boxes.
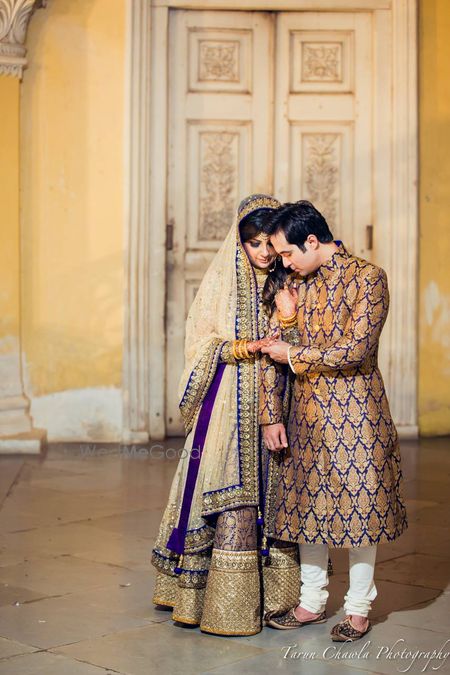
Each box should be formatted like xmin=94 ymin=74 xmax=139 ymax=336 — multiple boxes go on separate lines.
xmin=150 ymin=194 xmax=302 ymax=636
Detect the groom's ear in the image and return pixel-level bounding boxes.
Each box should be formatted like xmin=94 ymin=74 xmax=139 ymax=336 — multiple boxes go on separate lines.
xmin=305 ymin=234 xmax=320 ymax=249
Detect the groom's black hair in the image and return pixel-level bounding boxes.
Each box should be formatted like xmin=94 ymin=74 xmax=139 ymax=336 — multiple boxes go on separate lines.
xmin=264 ymin=200 xmax=334 ymax=252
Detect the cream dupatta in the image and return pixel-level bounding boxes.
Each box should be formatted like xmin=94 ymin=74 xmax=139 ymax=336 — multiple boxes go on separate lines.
xmin=152 ymin=195 xmax=281 ymax=576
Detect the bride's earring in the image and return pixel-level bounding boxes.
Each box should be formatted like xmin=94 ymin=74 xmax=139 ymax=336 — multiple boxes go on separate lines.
xmin=268 ymin=256 xmax=279 ymax=273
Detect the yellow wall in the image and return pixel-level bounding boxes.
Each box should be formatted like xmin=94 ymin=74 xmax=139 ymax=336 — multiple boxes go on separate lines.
xmin=419 ymin=0 xmax=450 ymax=435
xmin=20 ymin=0 xmax=126 ymax=395
xmin=0 ymin=77 xmax=20 ymax=341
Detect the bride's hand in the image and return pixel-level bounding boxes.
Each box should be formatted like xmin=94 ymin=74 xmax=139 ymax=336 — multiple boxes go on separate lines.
xmin=247 ymin=335 xmax=279 ymax=354
xmin=275 ymin=285 xmax=298 ymax=318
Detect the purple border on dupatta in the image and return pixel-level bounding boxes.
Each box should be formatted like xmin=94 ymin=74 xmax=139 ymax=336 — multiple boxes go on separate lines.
xmin=166 ymin=362 xmax=226 ymax=555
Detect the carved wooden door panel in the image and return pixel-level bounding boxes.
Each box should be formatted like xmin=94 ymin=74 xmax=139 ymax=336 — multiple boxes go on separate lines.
xmin=275 ymin=12 xmax=373 ymax=258
xmin=166 ymin=10 xmax=274 ymax=434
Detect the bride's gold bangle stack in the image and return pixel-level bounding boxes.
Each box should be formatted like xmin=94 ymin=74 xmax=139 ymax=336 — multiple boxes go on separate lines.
xmin=232 ymin=339 xmax=251 ymax=360
xmin=279 ymin=311 xmax=298 ymax=329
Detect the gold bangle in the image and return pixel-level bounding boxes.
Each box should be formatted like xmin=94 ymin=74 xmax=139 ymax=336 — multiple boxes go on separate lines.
xmin=241 ymin=340 xmax=250 ymax=359
xmin=279 ymin=311 xmax=297 ymax=324
xmin=235 ymin=340 xmax=241 ymax=359
xmin=237 ymin=339 xmax=244 ymax=359
xmin=281 ymin=318 xmax=298 ymax=329
xmin=238 ymin=339 xmax=247 ymax=359
xmin=233 ymin=339 xmax=243 ymax=360
xmin=233 ymin=338 xmax=251 ymax=360
xmin=235 ymin=339 xmax=242 ymax=360
xmin=280 ymin=315 xmax=298 ymax=328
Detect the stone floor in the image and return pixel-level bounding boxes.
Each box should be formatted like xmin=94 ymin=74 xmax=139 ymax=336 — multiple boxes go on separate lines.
xmin=0 ymin=437 xmax=449 ymax=674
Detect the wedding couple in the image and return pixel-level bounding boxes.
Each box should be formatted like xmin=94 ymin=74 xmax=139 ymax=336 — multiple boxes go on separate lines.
xmin=151 ymin=194 xmax=408 ymax=640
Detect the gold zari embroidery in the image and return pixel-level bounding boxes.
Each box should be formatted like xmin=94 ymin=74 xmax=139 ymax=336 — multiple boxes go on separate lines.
xmin=261 ymin=246 xmax=408 ymax=548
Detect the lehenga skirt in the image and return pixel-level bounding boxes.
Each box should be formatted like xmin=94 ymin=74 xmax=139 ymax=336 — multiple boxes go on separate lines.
xmin=152 ymin=506 xmax=301 ymax=635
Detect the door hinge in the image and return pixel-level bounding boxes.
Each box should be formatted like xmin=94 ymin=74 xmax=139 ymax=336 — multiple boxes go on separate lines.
xmin=166 ymin=221 xmax=174 ymax=250
xmin=366 ymin=224 xmax=373 ymax=251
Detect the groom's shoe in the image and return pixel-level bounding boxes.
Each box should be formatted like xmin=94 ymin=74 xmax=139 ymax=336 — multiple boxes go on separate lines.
xmin=330 ymin=615 xmax=372 ymax=641
xmin=266 ymin=607 xmax=326 ymax=630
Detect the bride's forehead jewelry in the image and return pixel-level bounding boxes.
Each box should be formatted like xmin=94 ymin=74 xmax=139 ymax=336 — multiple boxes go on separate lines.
xmin=254 ymin=232 xmax=271 ymax=242
xmin=238 ymin=196 xmax=280 ymax=222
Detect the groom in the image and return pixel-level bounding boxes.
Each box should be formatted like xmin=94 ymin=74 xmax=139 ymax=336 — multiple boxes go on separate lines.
xmin=260 ymin=200 xmax=408 ymax=640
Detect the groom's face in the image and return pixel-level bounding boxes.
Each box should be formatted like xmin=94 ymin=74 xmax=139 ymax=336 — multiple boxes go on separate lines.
xmin=270 ymin=229 xmax=320 ymax=276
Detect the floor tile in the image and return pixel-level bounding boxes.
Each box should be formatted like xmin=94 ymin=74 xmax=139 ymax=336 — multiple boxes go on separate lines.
xmin=0 ymin=439 xmax=449 ymax=674
xmin=201 ymin=649 xmax=378 ymax=675
xmin=376 ymin=589 xmax=450 ymax=635
xmin=81 ymin=509 xmax=161 ymax=540
xmin=0 ymin=636 xmax=37 ymax=660
xmin=0 ymin=582 xmax=48 ymax=607
xmin=0 ymin=591 xmax=151 ymax=649
xmin=54 ymin=622 xmax=267 ymax=675
xmin=0 ymin=554 xmax=146 ymax=596
xmin=375 ymin=553 xmax=450 ymax=591
xmin=0 ymin=651 xmax=121 ymax=674
xmin=1 ymin=522 xmax=153 ymax=570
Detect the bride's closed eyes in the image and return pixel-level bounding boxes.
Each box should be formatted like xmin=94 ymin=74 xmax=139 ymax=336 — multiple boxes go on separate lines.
xmin=249 ymin=239 xmax=275 ymax=250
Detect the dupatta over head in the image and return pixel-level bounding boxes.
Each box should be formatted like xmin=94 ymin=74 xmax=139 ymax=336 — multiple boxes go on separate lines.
xmin=178 ymin=193 xmax=281 ymax=433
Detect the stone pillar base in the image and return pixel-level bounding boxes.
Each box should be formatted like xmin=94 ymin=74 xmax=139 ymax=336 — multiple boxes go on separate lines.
xmin=0 ymin=428 xmax=47 ymax=455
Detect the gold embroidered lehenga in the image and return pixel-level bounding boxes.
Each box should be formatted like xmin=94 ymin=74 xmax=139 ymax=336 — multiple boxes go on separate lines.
xmin=150 ymin=194 xmax=300 ymax=636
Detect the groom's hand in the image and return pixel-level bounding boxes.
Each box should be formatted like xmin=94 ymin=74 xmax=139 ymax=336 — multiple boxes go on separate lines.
xmin=263 ymin=423 xmax=288 ymax=452
xmin=247 ymin=335 xmax=279 ymax=354
xmin=261 ymin=340 xmax=290 ymax=364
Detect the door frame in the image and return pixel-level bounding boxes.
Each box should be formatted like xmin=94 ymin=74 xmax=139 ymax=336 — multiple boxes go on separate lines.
xmin=122 ymin=0 xmax=418 ymax=442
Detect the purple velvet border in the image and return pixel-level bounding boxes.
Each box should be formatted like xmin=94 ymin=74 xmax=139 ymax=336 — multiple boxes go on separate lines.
xmin=166 ymin=362 xmax=226 ymax=555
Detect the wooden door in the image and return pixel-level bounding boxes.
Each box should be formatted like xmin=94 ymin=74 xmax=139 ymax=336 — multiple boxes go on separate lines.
xmin=166 ymin=9 xmax=380 ymax=435
xmin=166 ymin=10 xmax=274 ymax=434
xmin=275 ymin=12 xmax=373 ymax=259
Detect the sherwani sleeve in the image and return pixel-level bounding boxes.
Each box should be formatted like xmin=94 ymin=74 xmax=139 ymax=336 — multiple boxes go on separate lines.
xmin=259 ymin=310 xmax=288 ymax=425
xmin=218 ymin=341 xmax=238 ymax=364
xmin=289 ymin=267 xmax=389 ymax=375
xmin=281 ymin=325 xmax=301 ymax=347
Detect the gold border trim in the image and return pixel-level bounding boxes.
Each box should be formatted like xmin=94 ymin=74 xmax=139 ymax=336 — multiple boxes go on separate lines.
xmin=179 ymin=338 xmax=224 ymax=434
xmin=200 ymin=625 xmax=261 ymax=636
xmin=173 ymin=614 xmax=200 ymax=625
xmin=153 ymin=597 xmax=175 ymax=608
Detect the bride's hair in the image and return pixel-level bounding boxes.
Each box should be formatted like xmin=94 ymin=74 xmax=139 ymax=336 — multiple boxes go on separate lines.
xmin=238 ymin=208 xmax=292 ymax=313
xmin=262 ymin=257 xmax=290 ymax=313
xmin=238 ymin=207 xmax=274 ymax=243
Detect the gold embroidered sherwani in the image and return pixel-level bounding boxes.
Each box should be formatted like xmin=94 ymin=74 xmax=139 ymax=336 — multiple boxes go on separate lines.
xmin=260 ymin=244 xmax=408 ymax=548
